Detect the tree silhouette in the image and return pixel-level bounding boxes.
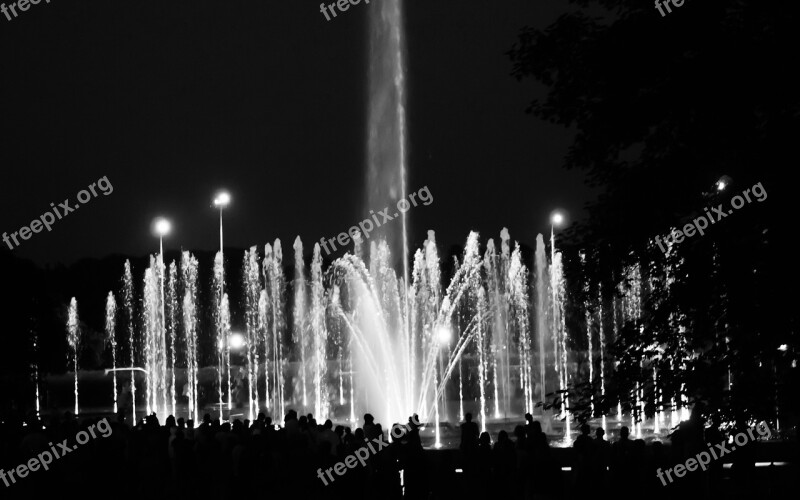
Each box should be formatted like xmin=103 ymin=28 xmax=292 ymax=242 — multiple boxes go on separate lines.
xmin=509 ymin=0 xmax=799 ymax=424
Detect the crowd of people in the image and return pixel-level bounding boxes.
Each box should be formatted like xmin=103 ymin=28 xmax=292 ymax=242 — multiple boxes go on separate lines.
xmin=0 ymin=408 xmax=779 ymax=499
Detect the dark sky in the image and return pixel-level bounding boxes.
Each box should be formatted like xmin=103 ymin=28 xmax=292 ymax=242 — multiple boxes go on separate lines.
xmin=0 ymin=0 xmax=594 ymax=265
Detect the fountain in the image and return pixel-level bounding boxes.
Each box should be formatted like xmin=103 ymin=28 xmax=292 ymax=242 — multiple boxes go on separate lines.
xmin=56 ymin=0 xmax=691 ymax=446
xmin=105 ymin=292 xmax=118 ymax=414
xmin=66 ymin=297 xmax=80 ymax=415
xmin=123 ymin=260 xmax=136 ymax=421
xmin=181 ymin=251 xmax=199 ymax=423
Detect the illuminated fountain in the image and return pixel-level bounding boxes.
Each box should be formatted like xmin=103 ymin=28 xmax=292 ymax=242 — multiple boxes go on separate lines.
xmin=62 ymin=0 xmax=687 ymax=444
xmin=66 ymin=297 xmax=80 ymax=415
xmin=123 ymin=260 xmax=136 ymax=420
xmin=181 ymin=251 xmax=200 ymax=423
xmin=105 ymin=292 xmax=118 ymax=414
xmin=82 ymin=223 xmax=689 ymax=445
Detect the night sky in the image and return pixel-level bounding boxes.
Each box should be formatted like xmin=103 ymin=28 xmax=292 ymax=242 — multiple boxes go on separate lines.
xmin=1 ymin=0 xmax=593 ymax=265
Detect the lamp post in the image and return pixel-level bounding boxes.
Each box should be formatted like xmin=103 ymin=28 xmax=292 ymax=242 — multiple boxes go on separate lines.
xmin=213 ymin=191 xmax=231 ymax=412
xmin=549 ymin=210 xmax=565 ymax=419
xmin=154 ymin=217 xmax=171 ymax=420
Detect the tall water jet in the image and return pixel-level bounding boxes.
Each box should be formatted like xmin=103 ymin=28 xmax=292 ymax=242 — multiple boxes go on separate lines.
xmin=166 ymin=262 xmax=178 ymax=418
xmin=181 ymin=251 xmax=199 ymax=422
xmin=105 ymin=292 xmax=118 ymax=414
xmin=31 ymin=326 xmax=40 ymax=415
xmin=244 ymin=246 xmax=262 ymax=421
xmin=552 ymin=252 xmax=568 ymax=422
xmin=265 ymin=239 xmax=287 ymax=417
xmin=366 ymin=0 xmax=411 ymax=389
xmin=213 ymin=251 xmax=226 ymax=419
xmin=219 ymin=293 xmax=231 ymax=417
xmin=474 ymin=286 xmax=488 ymax=433
xmin=534 ymin=235 xmax=549 ymax=410
xmin=143 ymin=262 xmax=168 ymax=422
xmin=67 ymin=297 xmax=80 ymax=415
xmin=293 ymin=237 xmax=309 ymax=409
xmin=598 ymin=283 xmax=606 ymax=421
xmin=123 ymin=260 xmax=136 ymax=422
xmin=580 ymin=252 xmax=593 ymax=413
xmin=508 ymin=243 xmax=533 ymax=415
xmin=485 ymin=233 xmax=511 ymax=419
xmin=310 ymin=243 xmax=329 ymax=419
xmin=366 ymin=0 xmax=409 ymax=264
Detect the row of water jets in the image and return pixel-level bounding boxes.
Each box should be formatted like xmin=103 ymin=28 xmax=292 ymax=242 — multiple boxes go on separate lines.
xmin=62 ymin=228 xmax=688 ymax=445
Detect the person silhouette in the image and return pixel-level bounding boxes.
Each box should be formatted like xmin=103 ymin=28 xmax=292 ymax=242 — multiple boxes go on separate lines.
xmin=572 ymin=423 xmax=594 ymax=496
xmin=592 ymin=427 xmax=611 ymax=490
xmin=611 ymin=425 xmax=634 ymax=483
xmin=460 ymin=413 xmax=479 ymax=452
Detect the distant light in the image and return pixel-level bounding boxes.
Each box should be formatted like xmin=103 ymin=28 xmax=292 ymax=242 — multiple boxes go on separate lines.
xmin=436 ymin=325 xmax=452 ymax=345
xmin=214 ymin=191 xmax=231 ymax=207
xmin=550 ymin=210 xmax=565 ymax=226
xmin=716 ymin=176 xmax=732 ymax=192
xmin=777 ymin=344 xmax=788 ymax=352
xmin=154 ymin=218 xmax=171 ymax=237
xmin=229 ymin=332 xmax=245 ymax=350
xmin=455 ymin=468 xmax=463 ymax=473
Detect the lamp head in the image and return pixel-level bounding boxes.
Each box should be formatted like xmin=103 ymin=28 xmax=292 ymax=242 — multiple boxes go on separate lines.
xmin=550 ymin=210 xmax=565 ymax=227
xmin=436 ymin=325 xmax=452 ymax=345
xmin=229 ymin=332 xmax=245 ymax=350
xmin=153 ymin=217 xmax=171 ymax=237
xmin=716 ymin=175 xmax=732 ymax=192
xmin=214 ymin=191 xmax=231 ymax=207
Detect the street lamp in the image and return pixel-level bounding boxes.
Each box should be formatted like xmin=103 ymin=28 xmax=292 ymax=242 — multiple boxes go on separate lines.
xmin=436 ymin=325 xmax=452 ymax=345
xmin=213 ymin=190 xmax=232 ymax=411
xmin=152 ymin=217 xmax=170 ymax=419
xmin=549 ymin=209 xmax=565 ymax=420
xmin=229 ymin=332 xmax=246 ymax=350
xmin=716 ymin=175 xmax=731 ymax=192
xmin=213 ymin=190 xmax=231 ymax=255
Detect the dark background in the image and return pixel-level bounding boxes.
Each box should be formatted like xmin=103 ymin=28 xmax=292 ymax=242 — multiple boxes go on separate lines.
xmin=0 ymin=0 xmax=587 ymax=266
